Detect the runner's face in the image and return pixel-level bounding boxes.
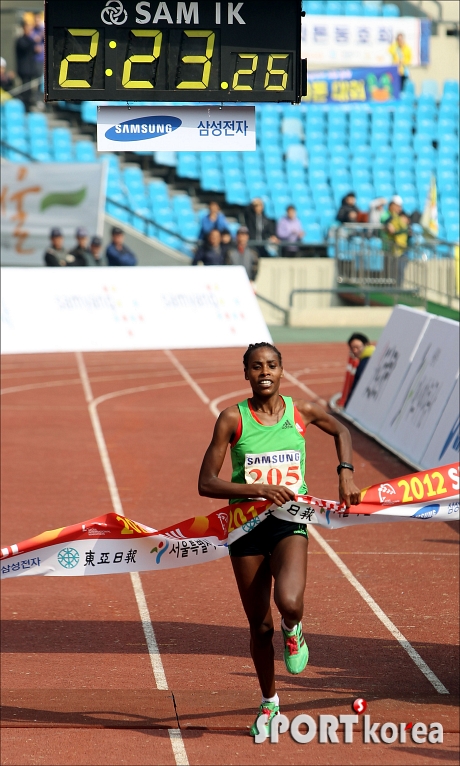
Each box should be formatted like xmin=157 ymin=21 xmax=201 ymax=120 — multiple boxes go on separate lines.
xmin=244 ymin=348 xmax=283 ymax=396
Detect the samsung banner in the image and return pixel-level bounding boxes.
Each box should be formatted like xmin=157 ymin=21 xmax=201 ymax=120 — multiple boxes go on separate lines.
xmin=97 ymin=106 xmax=256 ymax=152
xmin=305 ymin=65 xmax=400 ymax=105
xmin=1 ymin=266 xmax=271 ymax=354
xmin=0 ymin=164 xmax=106 ymax=266
xmin=301 ymin=16 xmax=430 ymax=67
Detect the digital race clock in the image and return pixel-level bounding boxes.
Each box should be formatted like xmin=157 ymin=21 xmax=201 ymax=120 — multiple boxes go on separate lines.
xmin=44 ymin=0 xmax=303 ymax=103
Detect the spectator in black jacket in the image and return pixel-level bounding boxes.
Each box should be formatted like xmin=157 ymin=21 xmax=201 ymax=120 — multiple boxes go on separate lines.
xmin=69 ymin=227 xmax=90 ymax=266
xmin=15 ymin=20 xmax=37 ymax=111
xmin=244 ymin=198 xmax=278 ymax=257
xmin=337 ymin=193 xmax=360 ymax=224
xmin=89 ymin=235 xmax=103 ymax=265
xmin=44 ymin=228 xmax=77 ymax=267
xmin=106 ymin=227 xmax=137 ymax=266
xmin=192 ymin=229 xmax=226 ymax=266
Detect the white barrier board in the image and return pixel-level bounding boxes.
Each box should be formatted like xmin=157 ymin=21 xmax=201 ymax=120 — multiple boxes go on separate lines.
xmin=345 ymin=306 xmax=431 ymax=431
xmin=0 ymin=164 xmax=106 ymax=266
xmin=1 ymin=266 xmax=271 ymax=354
xmin=420 ymin=377 xmax=460 ymax=469
xmin=97 ymin=107 xmax=255 ymax=152
xmin=379 ymin=316 xmax=459 ymax=465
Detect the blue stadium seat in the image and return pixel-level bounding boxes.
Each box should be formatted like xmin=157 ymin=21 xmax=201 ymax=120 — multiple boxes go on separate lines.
xmin=439 ymin=133 xmax=459 ymax=154
xmin=328 ymin=130 xmax=346 ymax=149
xmin=221 ymin=152 xmax=241 ymax=170
xmin=81 ymin=102 xmax=98 ymax=124
xmin=362 ymin=0 xmax=382 ymax=15
xmin=154 ymin=151 xmax=177 ymax=167
xmin=306 ymin=130 xmax=326 ymax=149
xmin=328 ymin=112 xmax=348 ymax=132
xmin=382 ymin=3 xmax=399 ymax=15
xmin=413 ymin=134 xmax=433 ymax=154
xmin=52 ymin=127 xmax=72 ymax=150
xmin=75 ymin=141 xmax=96 ymax=162
xmin=393 ymin=132 xmax=412 ymax=149
xmin=345 ymin=1 xmax=363 ymax=14
xmin=303 ymin=222 xmax=323 ymax=244
xmin=325 ymin=1 xmax=344 ymax=13
xmin=282 ymin=117 xmax=303 ymax=138
xmin=177 ymin=152 xmax=199 ymax=178
xmin=27 ymin=113 xmax=48 ymax=137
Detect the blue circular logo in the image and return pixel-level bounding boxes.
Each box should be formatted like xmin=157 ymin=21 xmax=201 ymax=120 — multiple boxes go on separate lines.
xmin=57 ymin=547 xmax=80 ymax=569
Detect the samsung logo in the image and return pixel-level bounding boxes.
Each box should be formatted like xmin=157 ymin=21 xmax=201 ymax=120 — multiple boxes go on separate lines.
xmin=105 ymin=115 xmax=182 ymax=141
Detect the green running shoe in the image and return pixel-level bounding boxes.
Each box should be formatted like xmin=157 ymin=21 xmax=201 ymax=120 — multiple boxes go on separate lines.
xmin=250 ymin=701 xmax=280 ymax=737
xmin=282 ymin=622 xmax=309 ymax=674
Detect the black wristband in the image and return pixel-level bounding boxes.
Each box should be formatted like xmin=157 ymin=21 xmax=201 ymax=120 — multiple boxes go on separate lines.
xmin=337 ymin=462 xmax=354 ymax=475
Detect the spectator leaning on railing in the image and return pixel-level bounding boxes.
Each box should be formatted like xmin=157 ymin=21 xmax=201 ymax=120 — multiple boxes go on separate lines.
xmin=225 ymin=226 xmax=259 ymax=283
xmin=106 ymin=227 xmax=137 ymax=266
xmin=336 ymin=192 xmax=360 ymax=224
xmin=44 ymin=228 xmax=82 ymax=267
xmin=381 ymin=196 xmax=411 ymax=286
xmin=276 ymin=205 xmax=304 ymax=256
xmin=69 ymin=227 xmax=90 ymax=267
xmin=192 ymin=229 xmax=227 ymax=266
xmin=198 ymin=200 xmax=231 ymax=245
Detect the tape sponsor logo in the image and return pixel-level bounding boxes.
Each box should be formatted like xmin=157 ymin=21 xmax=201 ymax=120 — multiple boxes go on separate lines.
xmin=377 ymin=483 xmax=397 ymax=505
xmin=57 ymin=547 xmax=80 ymax=569
xmin=105 ymin=116 xmax=182 ymax=142
xmin=412 ymin=503 xmax=440 ymax=519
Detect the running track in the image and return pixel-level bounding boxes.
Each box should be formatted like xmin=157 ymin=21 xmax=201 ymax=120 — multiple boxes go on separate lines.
xmin=1 ymin=343 xmax=459 ymax=765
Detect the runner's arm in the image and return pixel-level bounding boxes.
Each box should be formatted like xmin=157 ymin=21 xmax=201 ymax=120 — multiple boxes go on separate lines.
xmin=295 ymin=400 xmax=361 ymax=507
xmin=198 ymin=407 xmax=296 ymax=506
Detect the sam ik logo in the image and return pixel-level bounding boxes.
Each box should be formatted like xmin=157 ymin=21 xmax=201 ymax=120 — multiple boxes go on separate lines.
xmin=255 ymin=713 xmax=444 ymax=745
xmin=101 ymin=1 xmax=246 ymax=25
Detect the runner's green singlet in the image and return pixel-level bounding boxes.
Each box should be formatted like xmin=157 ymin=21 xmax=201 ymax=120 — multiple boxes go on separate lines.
xmin=230 ymin=396 xmax=307 ymax=504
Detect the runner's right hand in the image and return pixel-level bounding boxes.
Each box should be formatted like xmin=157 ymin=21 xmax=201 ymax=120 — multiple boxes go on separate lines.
xmin=253 ymin=484 xmax=296 ymax=506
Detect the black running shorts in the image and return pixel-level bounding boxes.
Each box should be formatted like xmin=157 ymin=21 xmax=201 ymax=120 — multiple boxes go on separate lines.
xmin=228 ymin=516 xmax=308 ymax=558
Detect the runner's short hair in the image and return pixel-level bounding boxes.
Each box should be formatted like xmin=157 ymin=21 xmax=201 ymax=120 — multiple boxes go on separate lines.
xmin=347 ymin=333 xmax=369 ymax=346
xmin=243 ymin=342 xmax=282 ymax=368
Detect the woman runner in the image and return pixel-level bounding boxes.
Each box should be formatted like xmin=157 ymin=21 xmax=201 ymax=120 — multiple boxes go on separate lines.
xmin=198 ymin=342 xmax=361 ymax=735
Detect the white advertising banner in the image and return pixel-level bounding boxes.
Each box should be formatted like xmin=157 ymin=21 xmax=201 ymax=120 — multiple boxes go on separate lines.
xmin=97 ymin=106 xmax=255 ymax=152
xmin=420 ymin=377 xmax=460 ymax=470
xmin=1 ymin=265 xmax=271 ymax=354
xmin=301 ymin=16 xmax=425 ymax=67
xmin=345 ymin=306 xmax=431 ymax=432
xmin=379 ymin=317 xmax=459 ymax=466
xmin=0 ymin=164 xmax=106 ymax=267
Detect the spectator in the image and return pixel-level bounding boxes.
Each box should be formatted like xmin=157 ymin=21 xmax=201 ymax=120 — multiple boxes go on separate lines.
xmin=0 ymin=57 xmax=15 ymax=99
xmin=225 ymin=227 xmax=259 ymax=282
xmin=15 ymin=20 xmax=37 ymax=111
xmin=106 ymin=227 xmax=137 ymax=266
xmin=44 ymin=228 xmax=75 ymax=267
xmin=192 ymin=229 xmax=226 ymax=266
xmin=198 ymin=201 xmax=230 ymax=242
xmin=276 ymin=205 xmax=305 ymax=255
xmin=244 ymin=198 xmax=278 ymax=257
xmin=89 ymin=235 xmax=104 ymax=266
xmin=69 ymin=227 xmax=90 ymax=267
xmin=337 ymin=192 xmax=359 ymax=224
xmin=345 ymin=333 xmax=376 ymax=405
xmin=381 ymin=196 xmax=411 ymax=285
xmin=389 ymin=33 xmax=412 ymax=91
xmin=369 ymin=197 xmax=387 ymax=226
xmin=31 ymin=13 xmax=44 ymax=76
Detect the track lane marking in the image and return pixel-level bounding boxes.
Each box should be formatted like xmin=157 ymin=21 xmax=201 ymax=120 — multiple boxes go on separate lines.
xmin=308 ymin=526 xmax=449 ymax=694
xmin=165 ymin=350 xmax=450 ymax=697
xmin=75 ymin=352 xmax=189 ymax=765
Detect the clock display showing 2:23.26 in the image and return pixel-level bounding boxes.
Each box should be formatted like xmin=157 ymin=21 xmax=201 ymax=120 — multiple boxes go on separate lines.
xmin=45 ymin=0 xmax=302 ymax=102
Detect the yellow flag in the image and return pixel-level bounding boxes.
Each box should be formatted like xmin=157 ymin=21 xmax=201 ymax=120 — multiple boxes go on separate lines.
xmin=421 ymin=175 xmax=439 ymax=238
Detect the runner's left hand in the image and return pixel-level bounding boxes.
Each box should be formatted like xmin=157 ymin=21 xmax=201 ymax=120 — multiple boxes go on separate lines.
xmin=339 ymin=471 xmax=361 ymax=507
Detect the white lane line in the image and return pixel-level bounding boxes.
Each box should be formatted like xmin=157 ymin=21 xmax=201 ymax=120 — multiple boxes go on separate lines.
xmin=308 ymin=525 xmax=450 ymax=695
xmin=167 ymin=353 xmax=451 ymax=698
xmin=283 ymin=370 xmax=328 ymax=408
xmin=164 ymin=349 xmax=210 ymax=405
xmin=1 ymin=378 xmax=81 ymax=395
xmin=168 ymin=728 xmax=190 ymax=766
xmin=74 ymin=352 xmax=171 ymax=697
xmin=75 ymin=352 xmax=188 ymax=764
xmin=209 ymin=388 xmax=251 ymax=418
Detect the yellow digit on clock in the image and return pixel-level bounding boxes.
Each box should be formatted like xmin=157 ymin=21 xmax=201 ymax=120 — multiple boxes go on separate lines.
xmin=58 ymin=29 xmax=99 ymax=88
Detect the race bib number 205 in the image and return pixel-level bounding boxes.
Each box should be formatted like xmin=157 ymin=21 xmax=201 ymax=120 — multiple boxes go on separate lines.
xmin=245 ymin=451 xmax=303 ymax=494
